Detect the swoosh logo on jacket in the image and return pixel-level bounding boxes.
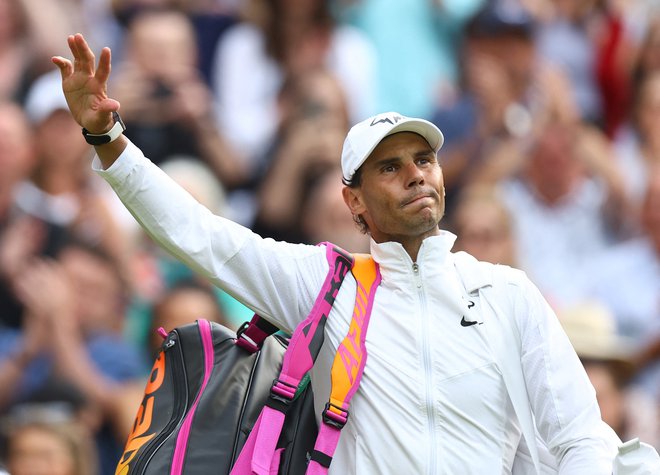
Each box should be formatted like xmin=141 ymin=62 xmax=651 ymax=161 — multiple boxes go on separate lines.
xmin=461 ymin=316 xmax=483 ymax=327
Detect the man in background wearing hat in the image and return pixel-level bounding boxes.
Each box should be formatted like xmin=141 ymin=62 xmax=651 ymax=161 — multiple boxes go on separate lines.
xmin=52 ymin=33 xmax=658 ymax=474
xmin=559 ymin=302 xmax=660 ymax=449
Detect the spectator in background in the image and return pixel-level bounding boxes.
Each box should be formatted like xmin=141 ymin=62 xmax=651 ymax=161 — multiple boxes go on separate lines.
xmin=449 ymin=185 xmax=517 ymax=267
xmin=497 ymin=121 xmax=629 ymax=309
xmin=2 ymin=405 xmax=98 ymax=475
xmin=530 ymin=1 xmax=660 ymax=139
xmin=13 ymin=70 xmax=129 ymax=272
xmin=337 ymin=0 xmax=484 ymax=118
xmin=430 ymin=0 xmax=578 ymax=213
xmin=0 ymin=240 xmax=149 ymax=475
xmin=612 ymin=71 xmax=660 ymax=229
xmin=534 ymin=0 xmax=606 ymax=126
xmin=558 ymin=302 xmax=660 ymax=450
xmin=0 ymin=218 xmax=46 ymax=331
xmin=0 ymin=102 xmax=37 ymax=329
xmin=109 ymin=0 xmax=183 ymax=27
xmin=252 ymin=68 xmax=351 ymax=239
xmin=0 ymin=0 xmax=80 ymax=104
xmin=299 ymin=167 xmax=370 ymax=253
xmin=0 ymin=0 xmax=36 ymax=103
xmin=0 ymin=72 xmax=129 ymax=331
xmin=110 ymin=9 xmax=248 ymax=188
xmin=148 ymin=279 xmax=230 ymax=358
xmin=0 ymin=102 xmax=35 ymax=227
xmin=179 ymin=0 xmax=241 ymax=86
xmin=591 ymin=0 xmax=640 ymax=138
xmin=108 ymin=0 xmax=242 ymax=83
xmin=583 ymin=164 xmax=660 ymax=401
xmin=631 ymin=16 xmax=660 ymax=90
xmin=210 ymin=0 xmax=377 ymax=169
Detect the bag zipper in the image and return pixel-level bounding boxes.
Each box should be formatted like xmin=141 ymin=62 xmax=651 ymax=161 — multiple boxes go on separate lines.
xmin=131 ymin=331 xmax=188 ymax=475
xmin=170 ymin=319 xmax=215 ymax=475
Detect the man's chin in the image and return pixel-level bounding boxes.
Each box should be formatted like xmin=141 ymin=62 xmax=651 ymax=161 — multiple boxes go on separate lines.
xmin=406 ymin=210 xmax=442 ymax=235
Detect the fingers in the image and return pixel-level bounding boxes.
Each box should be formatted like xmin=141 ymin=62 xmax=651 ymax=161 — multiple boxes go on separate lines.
xmin=68 ymin=34 xmax=83 ymax=71
xmin=76 ymin=33 xmax=96 ymax=73
xmin=98 ymin=97 xmax=121 ymax=114
xmin=95 ymin=47 xmax=112 ymax=84
xmin=56 ymin=33 xmax=114 ymax=82
xmin=70 ymin=33 xmax=95 ymax=75
xmin=51 ymin=56 xmax=73 ymax=78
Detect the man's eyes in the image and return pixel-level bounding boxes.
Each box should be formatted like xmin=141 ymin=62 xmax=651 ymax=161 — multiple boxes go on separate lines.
xmin=379 ymin=156 xmax=434 ymax=173
xmin=417 ymin=156 xmax=436 ymax=166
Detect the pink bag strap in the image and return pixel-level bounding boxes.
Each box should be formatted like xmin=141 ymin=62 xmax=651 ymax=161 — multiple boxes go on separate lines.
xmin=231 ymin=243 xmax=353 ymax=475
xmin=306 ymin=254 xmax=381 ymax=474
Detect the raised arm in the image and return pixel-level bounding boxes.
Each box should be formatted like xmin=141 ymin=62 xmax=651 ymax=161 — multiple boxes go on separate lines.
xmin=51 ymin=34 xmax=331 ymax=333
xmin=51 ymin=33 xmax=127 ymax=169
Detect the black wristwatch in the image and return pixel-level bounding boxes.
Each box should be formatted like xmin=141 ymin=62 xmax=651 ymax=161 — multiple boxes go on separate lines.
xmin=82 ymin=111 xmax=126 ymax=146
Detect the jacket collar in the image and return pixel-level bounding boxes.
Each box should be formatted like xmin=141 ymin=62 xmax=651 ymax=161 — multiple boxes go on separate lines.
xmin=451 ymin=251 xmax=494 ymax=294
xmin=369 ymin=230 xmax=457 ymax=276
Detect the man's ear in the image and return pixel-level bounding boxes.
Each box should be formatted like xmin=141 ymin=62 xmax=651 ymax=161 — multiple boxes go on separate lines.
xmin=342 ymin=186 xmax=366 ymax=216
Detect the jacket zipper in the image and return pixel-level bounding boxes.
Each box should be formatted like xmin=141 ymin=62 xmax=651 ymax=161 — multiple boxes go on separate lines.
xmin=132 ymin=332 xmax=187 ymax=475
xmin=170 ymin=319 xmax=215 ymax=475
xmin=413 ymin=263 xmax=437 ymax=474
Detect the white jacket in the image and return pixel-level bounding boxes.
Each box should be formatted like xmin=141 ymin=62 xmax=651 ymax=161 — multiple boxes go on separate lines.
xmin=98 ymin=142 xmax=627 ymax=474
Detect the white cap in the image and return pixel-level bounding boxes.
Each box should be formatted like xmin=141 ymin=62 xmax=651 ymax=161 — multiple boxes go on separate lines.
xmin=24 ymin=70 xmax=70 ymax=125
xmin=341 ymin=112 xmax=444 ymax=182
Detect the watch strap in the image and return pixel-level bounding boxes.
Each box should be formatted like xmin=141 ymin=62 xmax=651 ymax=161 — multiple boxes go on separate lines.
xmin=82 ymin=111 xmax=126 ymax=146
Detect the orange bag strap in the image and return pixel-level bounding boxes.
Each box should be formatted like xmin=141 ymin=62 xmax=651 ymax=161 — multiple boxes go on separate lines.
xmin=307 ymin=254 xmax=381 ymax=473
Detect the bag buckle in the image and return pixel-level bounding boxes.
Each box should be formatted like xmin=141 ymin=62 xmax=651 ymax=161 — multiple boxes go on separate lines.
xmin=322 ymin=402 xmax=349 ymax=429
xmin=235 ymin=322 xmax=259 ymax=352
xmin=270 ymin=378 xmax=297 ymax=405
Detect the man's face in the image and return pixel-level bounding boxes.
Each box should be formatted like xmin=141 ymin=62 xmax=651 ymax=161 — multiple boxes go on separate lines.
xmin=36 ymin=110 xmax=89 ymax=169
xmin=60 ymin=247 xmax=123 ymax=333
xmin=0 ymin=104 xmax=35 ymax=189
xmin=343 ymin=132 xmax=445 ymax=243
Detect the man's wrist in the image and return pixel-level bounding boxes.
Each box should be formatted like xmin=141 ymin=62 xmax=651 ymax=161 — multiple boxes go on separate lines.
xmin=95 ymin=134 xmax=129 ymax=170
xmin=82 ymin=111 xmax=126 ymax=146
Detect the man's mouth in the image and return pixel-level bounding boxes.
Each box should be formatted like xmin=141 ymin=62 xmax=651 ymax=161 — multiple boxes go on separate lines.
xmin=402 ymin=193 xmax=436 ymax=207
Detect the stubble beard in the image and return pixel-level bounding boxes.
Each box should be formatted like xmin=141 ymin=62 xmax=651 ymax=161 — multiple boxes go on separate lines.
xmin=402 ymin=193 xmax=445 ymax=237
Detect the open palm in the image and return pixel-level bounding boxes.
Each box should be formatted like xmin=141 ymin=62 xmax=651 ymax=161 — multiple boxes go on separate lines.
xmin=52 ymin=33 xmax=120 ymax=133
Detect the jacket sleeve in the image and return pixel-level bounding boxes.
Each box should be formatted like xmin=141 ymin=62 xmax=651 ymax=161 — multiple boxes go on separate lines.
xmin=507 ymin=269 xmax=622 ymax=474
xmin=94 ymin=140 xmax=329 ymax=333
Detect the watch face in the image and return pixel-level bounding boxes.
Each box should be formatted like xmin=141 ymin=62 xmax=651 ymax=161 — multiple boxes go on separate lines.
xmin=112 ymin=111 xmax=126 ymax=130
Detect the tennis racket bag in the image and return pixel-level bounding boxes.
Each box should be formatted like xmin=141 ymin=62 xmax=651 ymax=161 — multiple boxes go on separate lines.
xmin=115 ymin=244 xmax=381 ymax=475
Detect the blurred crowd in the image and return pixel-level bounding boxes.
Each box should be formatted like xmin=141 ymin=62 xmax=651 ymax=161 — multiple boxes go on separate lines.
xmin=0 ymin=0 xmax=659 ymax=473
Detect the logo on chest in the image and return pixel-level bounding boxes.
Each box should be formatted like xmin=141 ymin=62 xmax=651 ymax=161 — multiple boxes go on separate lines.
xmin=460 ymin=299 xmax=483 ymax=327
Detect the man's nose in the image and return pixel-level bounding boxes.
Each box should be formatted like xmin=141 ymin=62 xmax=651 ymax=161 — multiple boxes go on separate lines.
xmin=404 ymin=162 xmax=424 ymax=187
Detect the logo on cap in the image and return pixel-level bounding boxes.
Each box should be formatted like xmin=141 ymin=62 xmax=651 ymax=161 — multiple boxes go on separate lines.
xmin=370 ymin=114 xmax=403 ymax=127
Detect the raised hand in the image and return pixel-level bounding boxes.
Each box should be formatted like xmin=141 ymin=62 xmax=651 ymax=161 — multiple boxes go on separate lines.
xmin=13 ymin=258 xmax=76 ymax=329
xmin=51 ymin=33 xmax=120 ymax=134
